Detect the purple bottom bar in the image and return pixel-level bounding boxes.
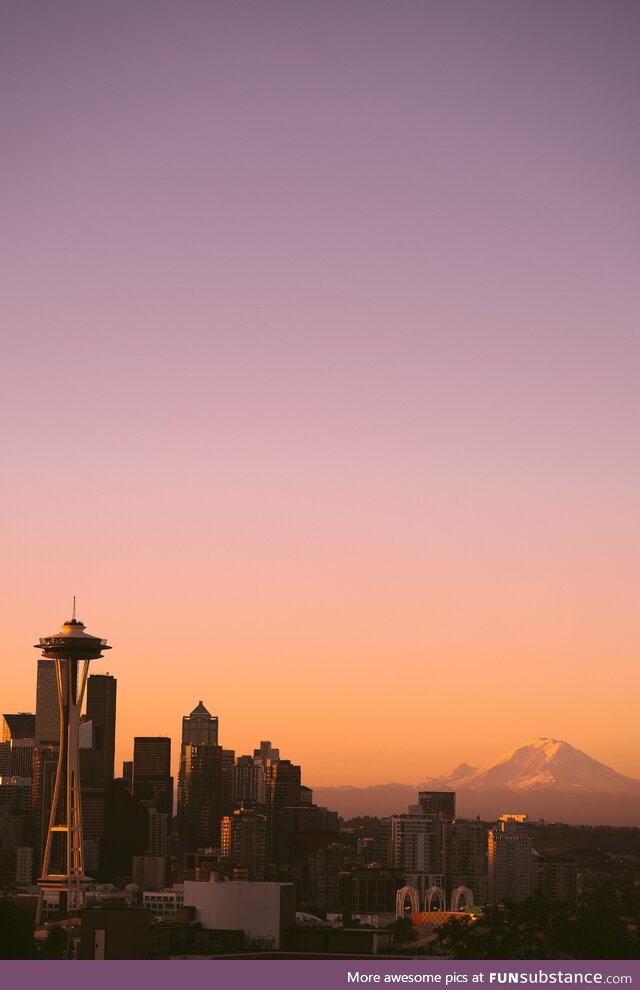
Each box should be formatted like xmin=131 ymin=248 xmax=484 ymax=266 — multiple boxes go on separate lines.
xmin=1 ymin=960 xmax=639 ymax=989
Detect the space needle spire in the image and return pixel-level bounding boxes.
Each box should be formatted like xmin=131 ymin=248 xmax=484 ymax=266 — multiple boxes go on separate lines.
xmin=34 ymin=605 xmax=111 ymax=925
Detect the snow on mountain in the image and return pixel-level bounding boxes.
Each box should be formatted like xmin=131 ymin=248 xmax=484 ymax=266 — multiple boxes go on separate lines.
xmin=422 ymin=737 xmax=640 ymax=795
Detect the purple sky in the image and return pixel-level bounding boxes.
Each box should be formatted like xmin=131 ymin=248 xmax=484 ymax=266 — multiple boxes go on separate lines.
xmin=1 ymin=1 xmax=639 ymax=785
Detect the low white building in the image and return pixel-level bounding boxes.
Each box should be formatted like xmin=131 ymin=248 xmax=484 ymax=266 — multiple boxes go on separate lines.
xmin=143 ymin=885 xmax=184 ymax=920
xmin=183 ymin=880 xmax=295 ymax=949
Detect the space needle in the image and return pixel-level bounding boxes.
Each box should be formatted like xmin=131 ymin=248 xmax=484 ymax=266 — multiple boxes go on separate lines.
xmin=34 ymin=601 xmax=111 ymax=925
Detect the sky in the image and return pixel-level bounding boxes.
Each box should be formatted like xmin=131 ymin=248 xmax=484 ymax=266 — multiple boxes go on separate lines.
xmin=1 ymin=0 xmax=639 ymax=789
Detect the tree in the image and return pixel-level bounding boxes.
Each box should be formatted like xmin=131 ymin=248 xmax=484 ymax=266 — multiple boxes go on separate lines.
xmin=433 ymin=888 xmax=640 ymax=960
xmin=387 ymin=917 xmax=419 ymax=947
xmin=40 ymin=924 xmax=67 ymax=960
xmin=0 ymin=901 xmax=35 ymax=960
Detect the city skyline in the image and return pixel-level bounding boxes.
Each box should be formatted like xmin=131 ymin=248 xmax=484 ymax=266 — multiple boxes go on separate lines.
xmin=2 ymin=0 xmax=640 ymax=788
xmin=4 ymin=630 xmax=640 ymax=796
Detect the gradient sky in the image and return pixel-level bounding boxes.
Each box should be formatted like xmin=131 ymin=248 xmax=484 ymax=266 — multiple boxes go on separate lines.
xmin=1 ymin=1 xmax=639 ymax=789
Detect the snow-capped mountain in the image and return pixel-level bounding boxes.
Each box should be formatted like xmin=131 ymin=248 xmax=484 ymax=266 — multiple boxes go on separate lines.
xmin=422 ymin=737 xmax=640 ymax=795
xmin=313 ymin=738 xmax=640 ymax=822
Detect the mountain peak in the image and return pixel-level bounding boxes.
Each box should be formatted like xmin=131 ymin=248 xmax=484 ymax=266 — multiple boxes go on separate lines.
xmin=423 ymin=738 xmax=640 ymax=796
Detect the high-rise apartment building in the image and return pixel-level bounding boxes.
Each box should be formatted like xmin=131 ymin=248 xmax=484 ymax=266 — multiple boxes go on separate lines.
xmin=308 ymin=843 xmax=351 ymax=908
xmin=444 ymin=818 xmax=489 ymax=904
xmin=389 ymin=806 xmax=443 ymax=874
xmin=221 ymin=807 xmax=267 ymax=880
xmin=487 ymin=814 xmax=533 ymax=904
xmin=533 ymin=856 xmax=578 ymax=905
xmin=0 ymin=846 xmax=33 ymax=886
xmin=232 ymin=755 xmax=266 ymax=807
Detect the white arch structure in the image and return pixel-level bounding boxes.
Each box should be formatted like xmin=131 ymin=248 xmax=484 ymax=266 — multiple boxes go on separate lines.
xmin=425 ymin=885 xmax=446 ymax=912
xmin=396 ymin=885 xmax=420 ymax=918
xmin=450 ymin=885 xmax=474 ymax=911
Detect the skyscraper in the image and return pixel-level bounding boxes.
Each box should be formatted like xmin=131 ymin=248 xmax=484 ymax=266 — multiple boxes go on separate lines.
xmin=177 ymin=703 xmax=225 ymax=852
xmin=35 ymin=659 xmax=60 ymax=745
xmin=33 ymin=660 xmax=62 ymax=877
xmin=85 ymin=674 xmax=117 ymax=780
xmin=132 ymin=737 xmax=172 ymax=882
xmin=181 ymin=701 xmax=218 ymax=747
xmin=232 ymin=755 xmax=266 ymax=806
xmin=80 ymin=675 xmax=117 ymax=873
xmin=264 ymin=758 xmax=302 ymax=867
xmin=132 ymin=737 xmax=173 ymax=816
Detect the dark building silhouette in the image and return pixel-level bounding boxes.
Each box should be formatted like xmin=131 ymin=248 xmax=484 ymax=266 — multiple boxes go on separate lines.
xmin=178 ymin=741 xmax=225 ymax=849
xmin=35 ymin=660 xmax=60 ymax=745
xmin=339 ymin=866 xmax=407 ymax=915
xmin=132 ymin=737 xmax=173 ymax=816
xmin=308 ymin=842 xmax=351 ymax=907
xmin=181 ymin=700 xmax=218 ymax=747
xmin=100 ymin=779 xmax=149 ymax=882
xmin=121 ymin=761 xmax=133 ymax=792
xmin=32 ymin=661 xmax=62 ymax=876
xmin=231 ymin=755 xmax=266 ymax=806
xmin=79 ymin=907 xmax=152 ymax=959
xmin=418 ymin=790 xmax=456 ymax=822
xmin=265 ymin=759 xmax=302 ymax=812
xmin=0 ymin=776 xmax=32 ymax=847
xmin=132 ymin=737 xmax=172 ymax=883
xmin=534 ymin=856 xmax=578 ymax=905
xmin=264 ymin=759 xmax=302 ymax=867
xmin=78 ymin=675 xmax=118 ymax=874
xmin=31 ymin=743 xmax=59 ymax=879
xmin=2 ymin=713 xmax=36 ymax=741
xmin=1 ymin=714 xmax=35 ymax=779
xmin=254 ymin=740 xmax=280 ymax=763
xmin=221 ymin=806 xmax=267 ymax=880
xmin=177 ymin=702 xmax=229 ymax=853
xmin=443 ymin=817 xmax=488 ymax=904
xmin=86 ymin=674 xmax=117 ymax=780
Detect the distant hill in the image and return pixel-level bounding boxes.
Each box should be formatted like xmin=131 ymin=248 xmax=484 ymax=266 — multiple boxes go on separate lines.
xmin=312 ymin=782 xmax=419 ymax=818
xmin=313 ymin=738 xmax=640 ymax=824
